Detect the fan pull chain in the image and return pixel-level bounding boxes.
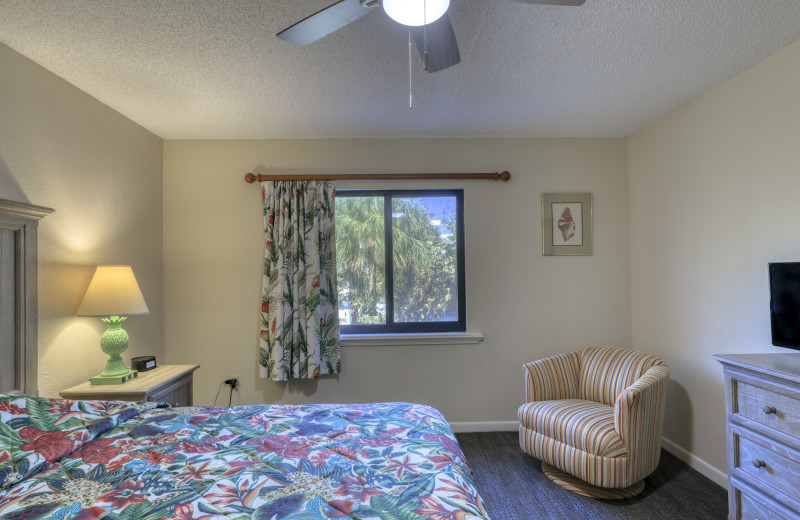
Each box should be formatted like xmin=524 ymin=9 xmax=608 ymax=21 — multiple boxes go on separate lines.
xmin=423 ymin=0 xmax=429 ymax=71
xmin=408 ymin=28 xmax=413 ymax=109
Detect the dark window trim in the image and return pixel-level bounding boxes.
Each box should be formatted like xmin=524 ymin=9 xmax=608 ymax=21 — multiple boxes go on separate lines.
xmin=336 ymin=189 xmax=466 ymax=334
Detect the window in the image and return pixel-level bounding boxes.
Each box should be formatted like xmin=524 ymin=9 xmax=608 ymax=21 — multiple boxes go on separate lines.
xmin=336 ymin=189 xmax=466 ymax=333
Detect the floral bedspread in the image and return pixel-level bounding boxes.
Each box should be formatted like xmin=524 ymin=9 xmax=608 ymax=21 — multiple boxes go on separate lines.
xmin=0 ymin=394 xmax=489 ymax=519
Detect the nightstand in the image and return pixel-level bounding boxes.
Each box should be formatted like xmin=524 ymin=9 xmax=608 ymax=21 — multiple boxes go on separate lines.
xmin=59 ymin=364 xmax=199 ymax=406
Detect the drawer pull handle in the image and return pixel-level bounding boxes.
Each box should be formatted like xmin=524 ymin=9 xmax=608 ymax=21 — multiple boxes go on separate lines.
xmin=752 ymin=459 xmax=767 ymax=469
xmin=763 ymin=406 xmax=777 ymax=415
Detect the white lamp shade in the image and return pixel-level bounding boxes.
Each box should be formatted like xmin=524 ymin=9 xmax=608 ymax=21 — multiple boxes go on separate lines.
xmin=383 ymin=0 xmax=450 ymax=27
xmin=77 ymin=265 xmax=149 ymax=317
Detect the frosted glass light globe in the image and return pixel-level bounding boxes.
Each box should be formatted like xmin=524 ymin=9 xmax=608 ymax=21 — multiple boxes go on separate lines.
xmin=383 ymin=0 xmax=450 ymax=27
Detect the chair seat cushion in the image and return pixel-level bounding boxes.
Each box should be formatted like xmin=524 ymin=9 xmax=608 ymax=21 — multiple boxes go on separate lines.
xmin=518 ymin=399 xmax=627 ymax=458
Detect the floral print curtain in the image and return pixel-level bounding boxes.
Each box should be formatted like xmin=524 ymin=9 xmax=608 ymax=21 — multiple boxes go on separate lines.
xmin=259 ymin=180 xmax=340 ymax=381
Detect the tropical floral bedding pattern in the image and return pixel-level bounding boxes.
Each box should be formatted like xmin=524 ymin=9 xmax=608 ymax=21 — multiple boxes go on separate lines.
xmin=0 ymin=394 xmax=490 ymax=519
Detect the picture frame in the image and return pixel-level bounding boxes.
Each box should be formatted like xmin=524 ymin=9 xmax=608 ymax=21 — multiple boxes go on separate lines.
xmin=542 ymin=192 xmax=593 ymax=256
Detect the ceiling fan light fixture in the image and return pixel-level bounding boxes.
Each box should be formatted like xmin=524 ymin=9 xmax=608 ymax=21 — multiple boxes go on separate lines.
xmin=383 ymin=0 xmax=450 ymax=27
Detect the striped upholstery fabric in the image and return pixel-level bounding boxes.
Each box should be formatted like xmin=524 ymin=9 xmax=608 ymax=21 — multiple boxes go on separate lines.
xmin=518 ymin=399 xmax=626 ymax=458
xmin=615 ymin=363 xmax=671 ymax=482
xmin=579 ymin=346 xmax=666 ymax=406
xmin=518 ymin=347 xmax=669 ymax=496
xmin=523 ymin=351 xmax=581 ymax=402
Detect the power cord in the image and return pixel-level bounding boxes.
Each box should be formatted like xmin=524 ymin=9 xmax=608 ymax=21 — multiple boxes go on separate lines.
xmin=213 ymin=381 xmax=225 ymax=406
xmin=214 ymin=378 xmax=237 ymax=407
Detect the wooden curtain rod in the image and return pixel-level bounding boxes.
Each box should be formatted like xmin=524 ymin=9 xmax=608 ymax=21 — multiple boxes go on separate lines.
xmin=244 ymin=171 xmax=511 ymax=183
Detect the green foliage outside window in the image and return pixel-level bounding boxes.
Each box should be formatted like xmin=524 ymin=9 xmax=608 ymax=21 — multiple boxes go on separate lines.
xmin=336 ymin=192 xmax=462 ymax=331
xmin=336 ymin=196 xmax=386 ymax=325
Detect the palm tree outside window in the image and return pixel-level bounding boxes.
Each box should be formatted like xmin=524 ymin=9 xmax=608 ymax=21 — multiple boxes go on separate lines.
xmin=335 ymin=189 xmax=466 ymax=334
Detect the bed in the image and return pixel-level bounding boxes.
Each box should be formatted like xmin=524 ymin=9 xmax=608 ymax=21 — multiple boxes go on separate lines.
xmin=0 ymin=199 xmax=490 ymax=520
xmin=0 ymin=396 xmax=489 ymax=519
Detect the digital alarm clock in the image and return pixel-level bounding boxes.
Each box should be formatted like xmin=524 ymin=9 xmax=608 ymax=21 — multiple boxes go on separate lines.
xmin=131 ymin=356 xmax=157 ymax=372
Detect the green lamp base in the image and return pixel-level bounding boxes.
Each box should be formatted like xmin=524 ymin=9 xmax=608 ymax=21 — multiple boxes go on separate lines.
xmin=90 ymin=316 xmax=139 ymax=385
xmin=90 ymin=369 xmax=138 ymax=385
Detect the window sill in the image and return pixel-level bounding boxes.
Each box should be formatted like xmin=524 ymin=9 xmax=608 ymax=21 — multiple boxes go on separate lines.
xmin=340 ymin=332 xmax=484 ymax=347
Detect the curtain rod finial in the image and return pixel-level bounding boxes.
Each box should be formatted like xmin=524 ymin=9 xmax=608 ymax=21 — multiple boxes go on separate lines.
xmin=499 ymin=171 xmax=511 ymax=181
xmin=244 ymin=173 xmax=258 ymax=184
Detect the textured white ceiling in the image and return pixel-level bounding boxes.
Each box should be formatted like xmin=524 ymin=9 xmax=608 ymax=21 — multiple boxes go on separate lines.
xmin=1 ymin=0 xmax=799 ymax=139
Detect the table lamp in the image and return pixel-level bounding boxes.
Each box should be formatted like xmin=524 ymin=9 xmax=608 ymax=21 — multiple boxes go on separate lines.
xmin=77 ymin=265 xmax=149 ymax=385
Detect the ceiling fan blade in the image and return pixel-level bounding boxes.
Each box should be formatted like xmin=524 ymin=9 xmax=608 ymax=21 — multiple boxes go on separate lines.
xmin=411 ymin=14 xmax=461 ymax=73
xmin=277 ymin=0 xmax=376 ymax=46
xmin=509 ymin=0 xmax=586 ymax=5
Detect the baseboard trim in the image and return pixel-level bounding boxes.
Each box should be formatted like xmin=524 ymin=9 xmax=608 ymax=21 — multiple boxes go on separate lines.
xmin=449 ymin=421 xmax=519 ymax=433
xmin=449 ymin=422 xmax=729 ymax=489
xmin=658 ymin=437 xmax=728 ymax=489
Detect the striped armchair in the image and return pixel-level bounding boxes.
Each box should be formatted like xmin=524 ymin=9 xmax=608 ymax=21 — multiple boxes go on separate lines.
xmin=518 ymin=347 xmax=670 ymax=499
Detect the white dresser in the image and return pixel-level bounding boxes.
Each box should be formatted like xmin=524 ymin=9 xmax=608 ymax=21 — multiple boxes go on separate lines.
xmin=713 ymin=353 xmax=800 ymax=519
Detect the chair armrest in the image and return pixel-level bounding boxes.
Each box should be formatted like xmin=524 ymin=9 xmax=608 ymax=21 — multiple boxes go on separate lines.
xmin=613 ymin=364 xmax=670 ymax=479
xmin=523 ymin=351 xmax=581 ymax=402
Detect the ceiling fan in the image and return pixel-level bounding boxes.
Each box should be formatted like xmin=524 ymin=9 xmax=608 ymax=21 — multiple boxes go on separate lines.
xmin=277 ymin=0 xmax=586 ymax=73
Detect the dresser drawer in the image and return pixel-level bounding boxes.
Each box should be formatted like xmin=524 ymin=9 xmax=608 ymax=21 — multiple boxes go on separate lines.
xmin=734 ymin=429 xmax=800 ymax=505
xmin=736 ymin=484 xmax=798 ymax=520
xmin=736 ymin=379 xmax=800 ymax=439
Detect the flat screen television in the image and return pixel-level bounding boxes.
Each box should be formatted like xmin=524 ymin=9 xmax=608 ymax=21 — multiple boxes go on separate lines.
xmin=769 ymin=262 xmax=800 ymax=350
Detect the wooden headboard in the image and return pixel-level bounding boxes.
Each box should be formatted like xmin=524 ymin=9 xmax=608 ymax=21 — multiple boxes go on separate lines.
xmin=0 ymin=198 xmax=53 ymax=395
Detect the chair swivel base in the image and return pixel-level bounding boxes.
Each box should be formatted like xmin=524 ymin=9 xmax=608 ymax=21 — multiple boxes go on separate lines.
xmin=542 ymin=463 xmax=645 ymax=500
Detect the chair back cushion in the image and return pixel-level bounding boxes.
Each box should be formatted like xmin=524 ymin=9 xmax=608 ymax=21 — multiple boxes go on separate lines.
xmin=578 ymin=347 xmax=667 ymax=406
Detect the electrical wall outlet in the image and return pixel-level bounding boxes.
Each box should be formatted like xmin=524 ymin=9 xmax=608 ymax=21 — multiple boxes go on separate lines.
xmin=224 ymin=376 xmax=239 ymax=390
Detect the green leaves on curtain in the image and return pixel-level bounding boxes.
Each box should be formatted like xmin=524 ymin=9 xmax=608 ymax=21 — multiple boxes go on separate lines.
xmin=259 ymin=180 xmax=340 ymax=381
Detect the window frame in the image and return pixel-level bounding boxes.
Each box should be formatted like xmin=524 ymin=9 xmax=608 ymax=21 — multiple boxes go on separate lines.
xmin=336 ymin=189 xmax=467 ymax=334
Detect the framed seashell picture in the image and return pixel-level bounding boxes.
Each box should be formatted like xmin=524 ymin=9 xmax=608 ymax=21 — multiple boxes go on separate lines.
xmin=542 ymin=192 xmax=593 ymax=256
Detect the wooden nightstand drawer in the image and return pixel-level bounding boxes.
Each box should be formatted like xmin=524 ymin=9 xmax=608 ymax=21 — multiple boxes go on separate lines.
xmin=146 ymin=372 xmax=194 ymax=406
xmin=60 ymin=365 xmax=199 ymax=406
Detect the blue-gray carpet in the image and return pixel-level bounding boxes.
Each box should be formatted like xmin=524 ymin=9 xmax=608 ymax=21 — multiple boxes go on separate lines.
xmin=455 ymin=431 xmax=728 ymax=519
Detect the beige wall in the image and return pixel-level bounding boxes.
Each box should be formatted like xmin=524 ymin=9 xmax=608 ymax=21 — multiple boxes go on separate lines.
xmin=163 ymin=138 xmax=631 ymax=423
xmin=0 ymin=43 xmax=164 ymax=397
xmin=628 ymin=38 xmax=800 ymax=475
